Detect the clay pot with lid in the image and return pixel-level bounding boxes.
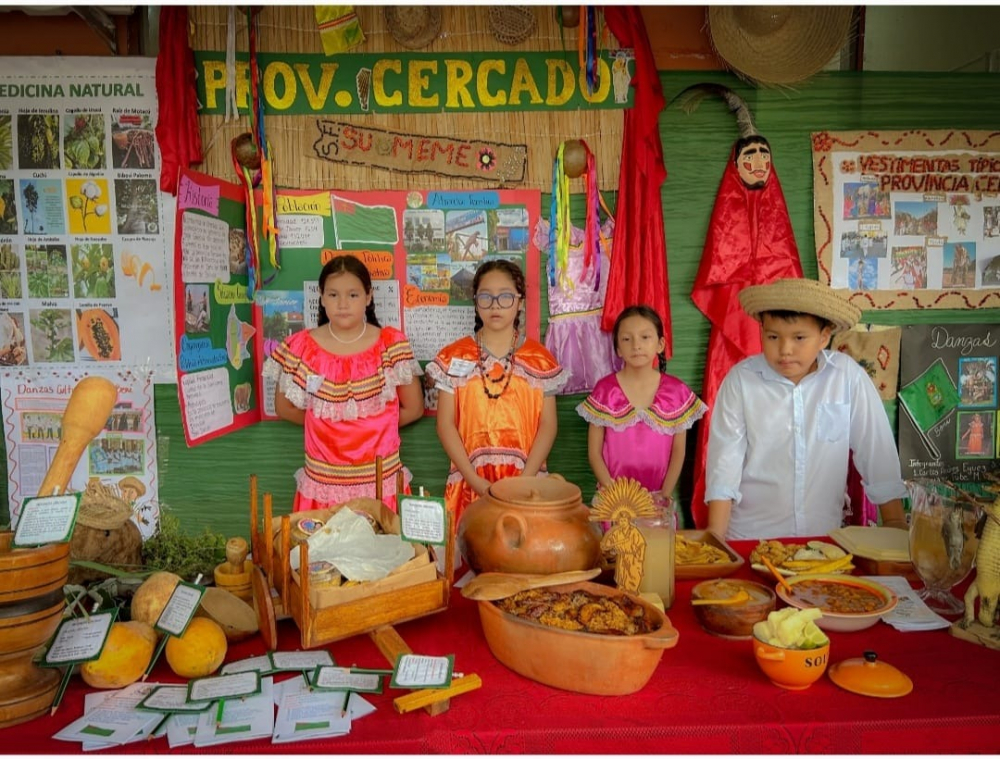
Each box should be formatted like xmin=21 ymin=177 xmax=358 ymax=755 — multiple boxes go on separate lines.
xmin=458 ymin=476 xmax=602 ymax=575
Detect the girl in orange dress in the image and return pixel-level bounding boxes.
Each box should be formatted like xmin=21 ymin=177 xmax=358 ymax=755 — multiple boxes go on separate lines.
xmin=264 ymin=256 xmax=424 ymax=511
xmin=428 ymin=260 xmax=567 ymax=525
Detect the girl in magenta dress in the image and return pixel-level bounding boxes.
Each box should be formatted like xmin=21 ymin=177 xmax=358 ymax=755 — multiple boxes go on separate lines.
xmin=264 ymin=256 xmax=424 ymax=512
xmin=577 ymin=305 xmax=707 ymax=526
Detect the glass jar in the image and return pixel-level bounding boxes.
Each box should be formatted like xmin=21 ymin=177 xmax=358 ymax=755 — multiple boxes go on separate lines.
xmin=635 ymin=505 xmax=675 ymax=609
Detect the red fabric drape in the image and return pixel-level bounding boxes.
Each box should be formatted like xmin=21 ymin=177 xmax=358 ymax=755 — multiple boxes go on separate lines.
xmin=155 ymin=6 xmax=203 ymax=195
xmin=601 ymin=7 xmax=672 ymax=358
xmin=690 ymin=153 xmax=803 ymax=527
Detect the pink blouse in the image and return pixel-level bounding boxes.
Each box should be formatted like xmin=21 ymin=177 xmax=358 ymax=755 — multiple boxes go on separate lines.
xmin=577 ymin=373 xmax=707 ymax=493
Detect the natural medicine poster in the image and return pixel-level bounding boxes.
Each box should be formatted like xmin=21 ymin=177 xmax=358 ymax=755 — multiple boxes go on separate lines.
xmin=0 ymin=57 xmax=176 ymax=379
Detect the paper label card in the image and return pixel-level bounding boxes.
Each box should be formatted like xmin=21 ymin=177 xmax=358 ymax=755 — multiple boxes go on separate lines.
xmin=154 ymin=582 xmax=206 ymax=637
xmin=13 ymin=493 xmax=81 ymax=546
xmin=269 ymin=650 xmax=334 ymax=672
xmin=42 ymin=609 xmax=117 ymax=666
xmin=137 ymin=685 xmax=213 ymax=713
xmin=220 ymin=655 xmax=275 ymax=677
xmin=309 ymin=666 xmax=384 ymax=694
xmin=187 ymin=671 xmax=261 ymax=703
xmin=390 ymin=654 xmax=455 ymax=689
xmin=399 ymin=496 xmax=447 ymax=545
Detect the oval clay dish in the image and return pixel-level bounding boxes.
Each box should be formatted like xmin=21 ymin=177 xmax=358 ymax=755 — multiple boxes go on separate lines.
xmin=477 ymin=581 xmax=679 ymax=696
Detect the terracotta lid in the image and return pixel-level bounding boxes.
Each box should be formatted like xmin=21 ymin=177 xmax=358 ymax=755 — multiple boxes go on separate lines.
xmin=489 ymin=476 xmax=582 ymax=507
xmin=828 ymin=651 xmax=913 ymax=698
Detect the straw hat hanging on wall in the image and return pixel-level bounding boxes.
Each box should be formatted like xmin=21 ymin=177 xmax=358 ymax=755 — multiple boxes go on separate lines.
xmin=489 ymin=7 xmax=537 ymax=46
xmin=708 ymin=6 xmax=854 ymax=87
xmin=384 ymin=6 xmax=442 ymax=49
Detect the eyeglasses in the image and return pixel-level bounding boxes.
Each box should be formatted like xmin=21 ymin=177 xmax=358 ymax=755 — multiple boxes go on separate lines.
xmin=474 ymin=292 xmax=518 ymax=310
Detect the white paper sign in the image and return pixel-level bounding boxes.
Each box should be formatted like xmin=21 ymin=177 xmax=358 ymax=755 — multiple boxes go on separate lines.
xmin=270 ymin=650 xmax=335 ymax=671
xmin=188 ymin=671 xmax=261 ymax=703
xmin=312 ymin=666 xmax=381 ymax=692
xmin=44 ymin=611 xmax=115 ymax=665
xmin=154 ymin=583 xmax=204 ymax=636
xmin=180 ymin=367 xmax=234 ymax=440
xmin=180 ymin=211 xmax=229 ymax=283
xmin=276 ymin=214 xmax=325 ymax=249
xmin=14 ymin=493 xmax=80 ymax=546
xmin=220 ymin=654 xmax=274 ymax=676
xmin=138 ymin=684 xmax=211 ymax=713
xmin=392 ymin=654 xmax=454 ymax=688
xmin=399 ymin=496 xmax=447 ymax=545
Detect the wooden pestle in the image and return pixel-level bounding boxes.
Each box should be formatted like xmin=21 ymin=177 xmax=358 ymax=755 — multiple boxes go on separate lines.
xmin=224 ymin=537 xmax=249 ymax=575
xmin=37 ymin=377 xmax=118 ymax=497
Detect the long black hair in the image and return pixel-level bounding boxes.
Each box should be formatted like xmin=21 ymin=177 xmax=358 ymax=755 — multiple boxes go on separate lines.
xmin=316 ymin=255 xmax=381 ymax=328
xmin=612 ymin=304 xmax=667 ymax=373
xmin=472 ymin=259 xmax=526 ymax=332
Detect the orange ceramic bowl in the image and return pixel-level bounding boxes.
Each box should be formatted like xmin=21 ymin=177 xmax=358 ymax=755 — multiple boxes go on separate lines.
xmin=752 ymin=635 xmax=831 ymax=690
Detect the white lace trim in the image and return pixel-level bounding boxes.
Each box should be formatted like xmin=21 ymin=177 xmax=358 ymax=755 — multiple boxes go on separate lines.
xmin=265 ymin=357 xmax=422 ymax=422
xmin=576 ymin=404 xmax=701 ymax=434
xmin=295 ymin=467 xmax=413 ymax=504
xmin=426 ymin=357 xmax=566 ymax=394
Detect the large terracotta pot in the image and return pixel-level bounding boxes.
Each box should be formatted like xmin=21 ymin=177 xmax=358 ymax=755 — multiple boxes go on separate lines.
xmin=477 ymin=581 xmax=679 ymax=695
xmin=458 ymin=476 xmax=602 ymax=575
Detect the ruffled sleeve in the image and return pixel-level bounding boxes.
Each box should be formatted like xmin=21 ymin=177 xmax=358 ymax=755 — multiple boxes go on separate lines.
xmin=425 ymin=336 xmax=478 ymax=392
xmin=513 ymin=339 xmax=567 ymax=395
xmin=576 ymin=374 xmax=632 ymax=428
xmin=647 ymin=374 xmax=708 ymax=433
xmin=262 ymin=327 xmax=422 ymax=421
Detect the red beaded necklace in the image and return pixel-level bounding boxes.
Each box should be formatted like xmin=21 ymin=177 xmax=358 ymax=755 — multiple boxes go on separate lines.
xmin=476 ymin=329 xmax=518 ymax=400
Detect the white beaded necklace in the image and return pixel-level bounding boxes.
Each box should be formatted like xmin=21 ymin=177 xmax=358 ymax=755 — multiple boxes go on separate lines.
xmin=327 ymin=320 xmax=367 ymax=344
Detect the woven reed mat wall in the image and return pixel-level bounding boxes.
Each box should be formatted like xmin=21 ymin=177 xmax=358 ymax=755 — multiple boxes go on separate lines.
xmin=189 ymin=5 xmax=625 ymax=192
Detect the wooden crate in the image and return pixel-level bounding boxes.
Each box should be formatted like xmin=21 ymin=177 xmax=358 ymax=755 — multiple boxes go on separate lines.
xmin=250 ymin=488 xmax=455 ymax=649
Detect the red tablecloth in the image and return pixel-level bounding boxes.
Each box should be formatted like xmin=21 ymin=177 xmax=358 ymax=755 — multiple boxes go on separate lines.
xmin=12 ymin=540 xmax=1000 ymax=754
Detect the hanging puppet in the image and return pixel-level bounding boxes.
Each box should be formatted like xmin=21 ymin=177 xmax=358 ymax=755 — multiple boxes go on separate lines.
xmin=678 ymin=84 xmax=804 ymax=528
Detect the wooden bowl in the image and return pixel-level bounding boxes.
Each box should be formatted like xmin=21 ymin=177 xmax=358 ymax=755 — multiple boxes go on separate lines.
xmin=477 ymin=581 xmax=678 ymax=695
xmin=691 ymin=579 xmax=776 ymax=640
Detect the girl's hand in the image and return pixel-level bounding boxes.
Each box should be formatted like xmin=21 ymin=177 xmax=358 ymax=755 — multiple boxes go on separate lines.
xmin=656 ymin=490 xmax=674 ymax=509
xmin=469 ymin=475 xmax=492 ymax=497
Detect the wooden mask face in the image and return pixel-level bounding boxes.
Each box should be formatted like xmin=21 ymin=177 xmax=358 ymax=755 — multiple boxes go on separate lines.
xmin=736 ymin=139 xmax=772 ymax=189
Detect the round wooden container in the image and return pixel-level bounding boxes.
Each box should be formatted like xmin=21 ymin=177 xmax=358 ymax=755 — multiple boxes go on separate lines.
xmin=0 ymin=532 xmax=69 ymax=729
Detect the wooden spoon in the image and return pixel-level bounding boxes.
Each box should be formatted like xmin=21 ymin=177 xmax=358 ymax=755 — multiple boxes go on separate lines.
xmin=691 ymin=589 xmax=750 ymax=606
xmin=761 ymin=555 xmax=795 ymax=595
xmin=461 ymin=568 xmax=602 ymax=602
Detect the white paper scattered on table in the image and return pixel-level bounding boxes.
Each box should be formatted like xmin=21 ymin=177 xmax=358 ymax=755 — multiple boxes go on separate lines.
xmin=272 ymin=690 xmax=351 ymax=744
xmin=270 ymin=650 xmax=335 ymax=672
xmin=56 ymin=682 xmax=162 ymax=747
xmin=394 ymin=654 xmax=451 ymax=687
xmin=221 ymin=654 xmax=275 ymax=676
xmin=193 ymin=677 xmax=274 ymax=747
xmin=863 ymin=575 xmax=953 ymax=631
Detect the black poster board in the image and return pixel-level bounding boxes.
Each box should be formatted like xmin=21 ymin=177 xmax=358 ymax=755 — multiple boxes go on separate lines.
xmin=898 ymin=323 xmax=1000 ymax=481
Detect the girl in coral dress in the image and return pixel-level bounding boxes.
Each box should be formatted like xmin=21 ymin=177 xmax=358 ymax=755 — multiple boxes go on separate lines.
xmin=264 ymin=256 xmax=424 ymax=511
xmin=428 ymin=260 xmax=567 ymax=525
xmin=577 ymin=305 xmax=707 ymax=527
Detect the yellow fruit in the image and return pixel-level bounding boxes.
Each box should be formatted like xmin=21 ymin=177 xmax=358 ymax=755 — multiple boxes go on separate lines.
xmin=165 ymin=617 xmax=227 ymax=678
xmin=80 ymin=621 xmax=155 ymax=689
xmin=130 ymin=571 xmax=182 ymax=627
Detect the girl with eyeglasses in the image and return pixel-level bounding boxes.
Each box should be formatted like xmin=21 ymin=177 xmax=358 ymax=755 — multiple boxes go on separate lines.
xmin=428 ymin=259 xmax=567 ymax=528
xmin=264 ymin=255 xmax=424 ymax=512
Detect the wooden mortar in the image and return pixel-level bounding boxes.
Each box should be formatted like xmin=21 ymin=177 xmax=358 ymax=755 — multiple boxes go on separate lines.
xmin=214 ymin=537 xmax=253 ymax=603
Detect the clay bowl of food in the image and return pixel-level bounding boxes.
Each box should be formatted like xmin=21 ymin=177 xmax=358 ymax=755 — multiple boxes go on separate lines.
xmin=775 ymin=574 xmax=898 ymax=632
xmin=477 ymin=581 xmax=678 ymax=696
xmin=752 ymin=635 xmax=831 ymax=690
xmin=691 ymin=579 xmax=776 ymax=640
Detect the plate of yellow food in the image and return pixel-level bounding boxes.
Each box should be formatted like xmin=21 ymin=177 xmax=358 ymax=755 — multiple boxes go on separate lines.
xmin=750 ymin=539 xmax=855 ymax=578
xmin=674 ymin=530 xmax=744 ymax=580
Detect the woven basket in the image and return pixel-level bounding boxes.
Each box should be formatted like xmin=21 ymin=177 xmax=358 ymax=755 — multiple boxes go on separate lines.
xmin=488 ymin=6 xmax=536 ymax=46
xmin=77 ymin=482 xmax=133 ymax=530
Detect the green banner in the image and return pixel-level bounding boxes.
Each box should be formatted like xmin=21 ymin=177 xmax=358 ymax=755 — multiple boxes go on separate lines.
xmin=193 ymin=49 xmax=635 ymax=115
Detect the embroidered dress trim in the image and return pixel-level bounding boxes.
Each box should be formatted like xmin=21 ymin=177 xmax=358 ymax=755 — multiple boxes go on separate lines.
xmin=426 ymin=354 xmax=566 ymax=394
xmin=577 ymin=390 xmax=706 ymax=434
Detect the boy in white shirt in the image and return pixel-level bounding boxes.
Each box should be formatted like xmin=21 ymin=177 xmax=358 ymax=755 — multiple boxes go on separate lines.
xmin=705 ymin=278 xmax=908 ymax=540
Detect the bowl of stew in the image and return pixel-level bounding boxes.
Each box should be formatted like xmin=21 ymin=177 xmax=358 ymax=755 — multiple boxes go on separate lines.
xmin=775 ymin=574 xmax=898 ymax=632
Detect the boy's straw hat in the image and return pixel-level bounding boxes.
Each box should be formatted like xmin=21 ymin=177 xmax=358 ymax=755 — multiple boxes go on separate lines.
xmin=739 ymin=278 xmax=861 ymax=334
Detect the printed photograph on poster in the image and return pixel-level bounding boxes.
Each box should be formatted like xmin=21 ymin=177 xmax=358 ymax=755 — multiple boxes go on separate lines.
xmin=812 ymin=129 xmax=1000 ymax=310
xmin=958 ymin=356 xmax=997 ymax=407
xmin=0 ymin=57 xmax=176 ymax=378
xmin=956 ymin=411 xmax=995 ymax=459
xmin=0 ymin=311 xmax=27 ymax=366
xmin=0 ymin=366 xmax=159 ymax=537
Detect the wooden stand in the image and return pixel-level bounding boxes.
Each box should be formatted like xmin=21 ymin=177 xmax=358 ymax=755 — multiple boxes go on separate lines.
xmin=949 ymin=619 xmax=1000 ymax=649
xmin=248 ymin=468 xmax=470 ymax=716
